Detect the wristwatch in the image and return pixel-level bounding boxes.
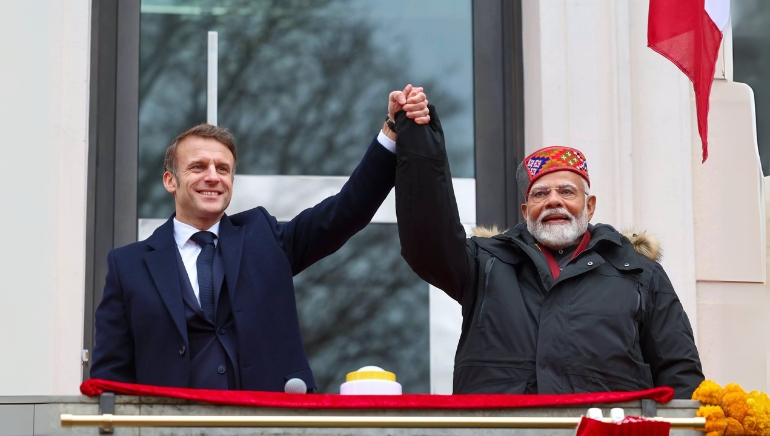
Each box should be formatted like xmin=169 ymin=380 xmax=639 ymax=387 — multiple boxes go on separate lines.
xmin=385 ymin=115 xmax=396 ymax=132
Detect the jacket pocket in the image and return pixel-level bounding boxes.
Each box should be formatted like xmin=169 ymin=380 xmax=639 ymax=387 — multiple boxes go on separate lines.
xmin=568 ymin=372 xmax=647 ymax=393
xmin=475 ymin=257 xmax=496 ymax=328
xmin=454 ymin=364 xmax=534 ymax=394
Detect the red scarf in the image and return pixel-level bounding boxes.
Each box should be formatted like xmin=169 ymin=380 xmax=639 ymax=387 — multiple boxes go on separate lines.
xmin=537 ymin=230 xmax=592 ymax=279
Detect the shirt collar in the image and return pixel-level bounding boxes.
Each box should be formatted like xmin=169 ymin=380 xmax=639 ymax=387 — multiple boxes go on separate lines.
xmin=173 ymin=218 xmax=220 ymax=248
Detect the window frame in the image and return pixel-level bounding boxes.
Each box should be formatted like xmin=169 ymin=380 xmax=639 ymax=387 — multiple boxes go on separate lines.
xmin=83 ymin=0 xmax=525 ymax=381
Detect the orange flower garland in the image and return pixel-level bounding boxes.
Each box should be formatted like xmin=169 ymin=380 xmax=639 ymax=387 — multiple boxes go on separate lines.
xmin=694 ymin=380 xmax=726 ymax=405
xmin=726 ymin=418 xmax=746 ymax=435
xmin=698 ymin=405 xmax=728 ymax=436
xmin=723 ymin=384 xmax=751 ymax=423
xmin=693 ymin=380 xmax=770 ymax=435
xmin=744 ymin=390 xmax=770 ymax=435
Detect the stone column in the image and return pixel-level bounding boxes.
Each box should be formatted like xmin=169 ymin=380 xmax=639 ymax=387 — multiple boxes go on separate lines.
xmin=0 ymin=0 xmax=90 ymax=395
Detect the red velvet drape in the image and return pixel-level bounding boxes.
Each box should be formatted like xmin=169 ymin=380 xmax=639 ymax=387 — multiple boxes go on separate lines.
xmin=82 ymin=379 xmax=674 ymax=409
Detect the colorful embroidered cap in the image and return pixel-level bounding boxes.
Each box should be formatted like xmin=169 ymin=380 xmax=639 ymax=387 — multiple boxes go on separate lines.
xmin=516 ymin=146 xmax=590 ymax=197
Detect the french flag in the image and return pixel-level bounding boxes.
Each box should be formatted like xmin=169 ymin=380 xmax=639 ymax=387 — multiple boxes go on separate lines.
xmin=648 ymin=0 xmax=731 ymax=162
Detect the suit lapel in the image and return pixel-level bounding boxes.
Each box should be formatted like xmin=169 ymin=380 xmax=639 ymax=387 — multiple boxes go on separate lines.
xmin=144 ymin=218 xmax=188 ymax=342
xmin=217 ymin=214 xmax=244 ymax=304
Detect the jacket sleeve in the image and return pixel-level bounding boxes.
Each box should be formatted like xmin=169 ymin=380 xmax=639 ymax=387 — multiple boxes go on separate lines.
xmin=394 ymin=105 xmax=471 ymax=302
xmin=90 ymin=249 xmax=137 ymax=382
xmin=640 ymin=263 xmax=704 ymax=398
xmin=273 ymin=136 xmax=397 ymax=275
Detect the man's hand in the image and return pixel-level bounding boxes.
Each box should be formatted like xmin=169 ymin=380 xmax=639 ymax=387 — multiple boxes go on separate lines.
xmin=403 ymin=87 xmax=429 ymax=124
xmin=385 ymin=84 xmax=430 ymax=140
xmin=389 ymin=84 xmax=430 ymax=123
xmin=388 ymin=84 xmax=411 ymax=123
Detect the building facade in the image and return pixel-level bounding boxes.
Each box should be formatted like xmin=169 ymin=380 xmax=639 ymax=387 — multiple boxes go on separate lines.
xmin=0 ymin=0 xmax=767 ymax=396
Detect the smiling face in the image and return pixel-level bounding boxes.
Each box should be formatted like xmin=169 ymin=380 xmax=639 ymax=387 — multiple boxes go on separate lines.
xmin=163 ymin=136 xmax=235 ymax=230
xmin=521 ymin=170 xmax=596 ymax=249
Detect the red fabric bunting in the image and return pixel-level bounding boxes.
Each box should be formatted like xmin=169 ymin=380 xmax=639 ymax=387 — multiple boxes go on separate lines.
xmin=81 ymin=379 xmax=674 ymax=409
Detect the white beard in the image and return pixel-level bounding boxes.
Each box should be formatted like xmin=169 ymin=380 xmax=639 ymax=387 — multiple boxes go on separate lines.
xmin=526 ymin=205 xmax=589 ymax=250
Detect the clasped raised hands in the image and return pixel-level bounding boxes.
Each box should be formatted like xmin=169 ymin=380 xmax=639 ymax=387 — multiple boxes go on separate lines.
xmin=389 ymin=84 xmax=430 ymax=125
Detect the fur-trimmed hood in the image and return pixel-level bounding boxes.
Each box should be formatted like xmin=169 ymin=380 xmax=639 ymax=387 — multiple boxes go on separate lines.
xmin=471 ymin=225 xmax=662 ymax=262
xmin=620 ymin=230 xmax=662 ymax=262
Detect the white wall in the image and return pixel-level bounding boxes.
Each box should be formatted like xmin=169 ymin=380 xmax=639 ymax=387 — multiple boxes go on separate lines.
xmin=0 ymin=1 xmax=90 ymax=395
xmin=694 ymin=83 xmax=768 ymax=391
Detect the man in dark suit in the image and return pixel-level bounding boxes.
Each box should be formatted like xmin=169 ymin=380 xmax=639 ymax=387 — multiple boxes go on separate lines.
xmin=90 ymin=86 xmax=430 ymax=392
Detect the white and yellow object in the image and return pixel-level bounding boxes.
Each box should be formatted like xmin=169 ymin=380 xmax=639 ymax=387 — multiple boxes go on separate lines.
xmin=340 ymin=366 xmax=402 ymax=395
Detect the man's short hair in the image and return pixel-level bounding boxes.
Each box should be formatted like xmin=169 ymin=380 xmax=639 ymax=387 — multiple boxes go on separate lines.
xmin=164 ymin=124 xmax=237 ymax=178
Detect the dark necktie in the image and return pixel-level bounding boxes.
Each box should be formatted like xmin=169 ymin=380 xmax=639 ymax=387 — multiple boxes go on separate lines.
xmin=190 ymin=231 xmax=216 ymax=321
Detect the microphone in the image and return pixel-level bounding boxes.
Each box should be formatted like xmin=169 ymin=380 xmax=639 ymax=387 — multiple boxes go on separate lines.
xmin=284 ymin=378 xmax=307 ymax=394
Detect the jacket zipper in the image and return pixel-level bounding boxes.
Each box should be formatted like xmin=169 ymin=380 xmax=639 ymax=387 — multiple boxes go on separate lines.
xmin=635 ymin=282 xmax=644 ymax=314
xmin=636 ymin=283 xmax=641 ymax=312
xmin=476 ymin=257 xmax=496 ymax=327
xmin=634 ymin=282 xmax=644 ymax=347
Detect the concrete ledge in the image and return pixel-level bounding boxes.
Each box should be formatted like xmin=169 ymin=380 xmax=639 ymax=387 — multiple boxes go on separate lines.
xmin=0 ymin=396 xmax=703 ymax=436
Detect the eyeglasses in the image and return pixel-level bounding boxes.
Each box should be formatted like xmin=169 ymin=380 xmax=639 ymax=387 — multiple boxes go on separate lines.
xmin=528 ymin=186 xmax=587 ymax=203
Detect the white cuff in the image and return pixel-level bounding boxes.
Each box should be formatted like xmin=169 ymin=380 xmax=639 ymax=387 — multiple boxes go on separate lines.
xmin=377 ymin=130 xmax=396 ymax=154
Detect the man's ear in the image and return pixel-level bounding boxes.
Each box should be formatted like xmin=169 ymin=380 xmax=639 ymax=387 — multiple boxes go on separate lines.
xmin=163 ymin=171 xmax=177 ymax=195
xmin=521 ymin=203 xmax=528 ymax=221
xmin=586 ymin=195 xmax=597 ymax=221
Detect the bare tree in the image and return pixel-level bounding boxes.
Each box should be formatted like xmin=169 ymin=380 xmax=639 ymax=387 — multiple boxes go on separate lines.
xmin=294 ymin=225 xmax=429 ymax=393
xmin=138 ymin=0 xmax=462 ymax=217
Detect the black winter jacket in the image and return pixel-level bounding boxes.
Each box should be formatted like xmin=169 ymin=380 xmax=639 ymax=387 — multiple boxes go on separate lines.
xmin=393 ymin=105 xmax=704 ymax=398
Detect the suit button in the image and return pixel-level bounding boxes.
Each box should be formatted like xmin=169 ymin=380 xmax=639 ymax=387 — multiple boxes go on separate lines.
xmin=218 ymin=328 xmax=225 ymax=335
xmin=179 ymin=345 xmax=186 ymax=355
xmin=217 ymin=365 xmax=226 ymax=374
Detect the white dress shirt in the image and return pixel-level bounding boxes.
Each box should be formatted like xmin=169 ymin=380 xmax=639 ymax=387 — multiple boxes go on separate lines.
xmin=171 ymin=132 xmax=394 ymax=304
xmin=173 ymin=218 xmax=220 ymax=304
xmin=377 ymin=130 xmax=396 ymax=153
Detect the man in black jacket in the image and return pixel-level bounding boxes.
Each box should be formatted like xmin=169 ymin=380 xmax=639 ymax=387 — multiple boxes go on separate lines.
xmin=393 ymin=104 xmax=704 ymax=398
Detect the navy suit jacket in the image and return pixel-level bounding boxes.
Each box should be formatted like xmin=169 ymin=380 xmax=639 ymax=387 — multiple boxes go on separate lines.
xmin=90 ymin=138 xmax=396 ymax=391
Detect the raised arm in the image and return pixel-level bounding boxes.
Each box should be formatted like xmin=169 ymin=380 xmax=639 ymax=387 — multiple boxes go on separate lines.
xmin=274 ymin=86 xmax=430 ymax=275
xmin=394 ymin=104 xmax=470 ymax=301
xmin=275 ymin=136 xmax=397 ymax=275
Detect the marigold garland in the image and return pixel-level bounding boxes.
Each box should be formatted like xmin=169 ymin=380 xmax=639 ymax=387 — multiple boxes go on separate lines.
xmin=726 ymin=417 xmax=746 ymax=435
xmin=744 ymin=391 xmax=770 ymax=435
xmin=694 ymin=380 xmax=726 ymax=405
xmin=693 ymin=380 xmax=770 ymax=435
xmin=698 ymin=404 xmax=728 ymax=436
xmin=723 ymin=392 xmax=751 ymax=423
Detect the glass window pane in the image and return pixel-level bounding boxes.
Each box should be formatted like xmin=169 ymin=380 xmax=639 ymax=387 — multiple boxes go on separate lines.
xmin=293 ymin=224 xmax=429 ymax=393
xmin=138 ymin=0 xmax=474 ymax=218
xmin=732 ymin=0 xmax=770 ymax=174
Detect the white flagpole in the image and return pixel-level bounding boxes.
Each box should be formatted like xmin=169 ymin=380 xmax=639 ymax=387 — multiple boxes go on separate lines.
xmin=207 ymin=31 xmax=218 ymax=125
